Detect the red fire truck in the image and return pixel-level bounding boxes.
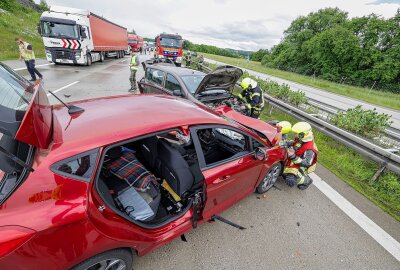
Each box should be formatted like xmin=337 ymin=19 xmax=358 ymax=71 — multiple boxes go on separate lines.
xmin=128 ymin=34 xmax=144 ymax=52
xmin=154 ymin=33 xmax=183 ymax=66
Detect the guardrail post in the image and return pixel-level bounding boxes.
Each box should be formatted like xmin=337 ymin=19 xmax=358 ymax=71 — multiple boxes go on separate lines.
xmin=369 ymin=164 xmax=387 ymax=185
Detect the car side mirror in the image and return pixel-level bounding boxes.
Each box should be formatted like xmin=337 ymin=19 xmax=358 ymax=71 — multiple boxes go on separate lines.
xmin=173 ymin=90 xmax=182 ymax=97
xmin=254 ymin=147 xmax=267 ymax=161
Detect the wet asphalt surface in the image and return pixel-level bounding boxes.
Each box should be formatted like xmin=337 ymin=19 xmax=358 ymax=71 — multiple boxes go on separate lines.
xmin=2 ymin=56 xmax=400 ymax=269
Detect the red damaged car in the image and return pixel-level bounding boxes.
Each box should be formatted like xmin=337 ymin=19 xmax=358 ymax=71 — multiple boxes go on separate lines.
xmin=0 ymin=63 xmax=285 ymax=270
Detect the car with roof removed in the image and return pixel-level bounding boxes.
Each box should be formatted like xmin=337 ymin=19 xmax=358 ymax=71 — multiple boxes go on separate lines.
xmin=0 ymin=62 xmax=285 ymax=270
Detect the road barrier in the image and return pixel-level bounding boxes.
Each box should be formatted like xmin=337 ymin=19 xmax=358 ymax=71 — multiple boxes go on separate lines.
xmin=193 ymin=60 xmax=400 ymax=175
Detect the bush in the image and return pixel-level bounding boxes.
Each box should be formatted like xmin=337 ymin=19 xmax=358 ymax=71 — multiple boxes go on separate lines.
xmin=330 ymin=105 xmax=392 ymax=138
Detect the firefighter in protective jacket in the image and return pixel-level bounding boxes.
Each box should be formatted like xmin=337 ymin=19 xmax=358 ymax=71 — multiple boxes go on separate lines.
xmin=237 ymin=77 xmax=264 ymax=118
xmin=282 ymin=122 xmax=318 ymax=190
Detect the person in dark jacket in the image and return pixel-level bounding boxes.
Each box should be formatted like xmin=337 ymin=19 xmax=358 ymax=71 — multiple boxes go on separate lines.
xmin=237 ymin=77 xmax=264 ymax=118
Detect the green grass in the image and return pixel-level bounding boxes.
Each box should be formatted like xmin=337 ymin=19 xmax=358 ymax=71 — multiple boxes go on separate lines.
xmin=193 ymin=60 xmax=400 ymax=221
xmin=201 ymin=53 xmax=400 ymax=111
xmin=261 ymin=107 xmax=400 ymax=222
xmin=0 ymin=7 xmax=45 ymax=60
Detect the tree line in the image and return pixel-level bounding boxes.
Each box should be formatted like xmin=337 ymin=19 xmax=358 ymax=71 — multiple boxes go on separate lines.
xmin=252 ymin=8 xmax=400 ymax=93
xmin=183 ymin=40 xmax=241 ymax=58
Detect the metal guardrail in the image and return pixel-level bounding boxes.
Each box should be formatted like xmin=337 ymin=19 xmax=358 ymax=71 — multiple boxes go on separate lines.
xmin=267 ymin=94 xmax=400 ymax=174
xmin=194 ymin=60 xmax=400 ymax=174
xmin=307 ymin=97 xmax=400 ymax=141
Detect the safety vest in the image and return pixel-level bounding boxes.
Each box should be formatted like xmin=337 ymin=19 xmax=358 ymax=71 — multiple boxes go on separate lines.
xmin=24 ymin=50 xmax=35 ymax=61
xmin=130 ymin=55 xmax=138 ymax=70
xmin=283 ymin=139 xmax=318 ymax=176
xmin=19 ymin=42 xmax=35 ymax=60
xmin=239 ymin=86 xmax=265 ymax=111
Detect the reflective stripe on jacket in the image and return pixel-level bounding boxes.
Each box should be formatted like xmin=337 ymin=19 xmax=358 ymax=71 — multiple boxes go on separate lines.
xmin=284 ymin=139 xmax=318 ymax=175
xmin=239 ymin=86 xmax=264 ymax=111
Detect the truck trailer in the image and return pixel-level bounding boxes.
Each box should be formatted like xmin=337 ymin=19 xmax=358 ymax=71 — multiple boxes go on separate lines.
xmin=39 ymin=6 xmax=128 ymax=65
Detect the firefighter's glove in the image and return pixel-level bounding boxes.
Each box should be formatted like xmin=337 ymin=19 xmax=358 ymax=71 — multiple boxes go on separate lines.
xmin=240 ymin=105 xmax=246 ymax=111
xmin=287 ymin=147 xmax=296 ymax=159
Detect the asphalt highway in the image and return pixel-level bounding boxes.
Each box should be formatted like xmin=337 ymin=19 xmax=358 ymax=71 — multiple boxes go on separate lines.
xmin=205 ymin=58 xmax=400 ymax=132
xmin=2 ymin=56 xmax=400 ymax=269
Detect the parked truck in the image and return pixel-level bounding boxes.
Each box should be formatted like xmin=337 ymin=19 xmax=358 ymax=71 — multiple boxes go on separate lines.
xmin=154 ymin=33 xmax=183 ymax=66
xmin=128 ymin=34 xmax=144 ymax=53
xmin=39 ymin=6 xmax=128 ymax=65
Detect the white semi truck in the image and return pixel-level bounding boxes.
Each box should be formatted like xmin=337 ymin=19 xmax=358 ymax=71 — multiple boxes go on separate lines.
xmin=39 ymin=6 xmax=128 ymax=65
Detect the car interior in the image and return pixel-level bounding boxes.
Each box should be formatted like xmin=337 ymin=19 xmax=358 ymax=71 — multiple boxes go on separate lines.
xmin=0 ymin=134 xmax=32 ymax=203
xmin=97 ymin=130 xmax=203 ymax=226
xmin=97 ymin=127 xmax=251 ymax=227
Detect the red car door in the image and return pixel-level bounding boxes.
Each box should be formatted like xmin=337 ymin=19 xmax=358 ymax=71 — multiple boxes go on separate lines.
xmin=191 ymin=125 xmax=265 ymax=220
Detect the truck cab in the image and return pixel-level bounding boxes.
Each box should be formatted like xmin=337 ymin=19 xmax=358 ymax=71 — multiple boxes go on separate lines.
xmin=128 ymin=34 xmax=144 ymax=52
xmin=154 ymin=33 xmax=183 ymax=67
xmin=39 ymin=6 xmax=128 ymax=66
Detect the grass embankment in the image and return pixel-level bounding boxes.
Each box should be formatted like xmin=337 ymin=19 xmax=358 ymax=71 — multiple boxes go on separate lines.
xmin=201 ymin=53 xmax=400 ymax=111
xmin=261 ymin=108 xmax=400 ymax=222
xmin=190 ymin=59 xmax=400 ymax=221
xmin=0 ymin=5 xmax=44 ymax=60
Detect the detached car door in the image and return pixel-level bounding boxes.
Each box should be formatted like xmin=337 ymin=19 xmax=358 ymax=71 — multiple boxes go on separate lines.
xmin=191 ymin=125 xmax=264 ymax=220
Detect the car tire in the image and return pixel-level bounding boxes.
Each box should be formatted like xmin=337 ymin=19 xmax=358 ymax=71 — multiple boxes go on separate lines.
xmin=86 ymin=54 xmax=92 ymax=66
xmin=71 ymin=249 xmax=133 ymax=270
xmin=256 ymin=163 xmax=282 ymax=194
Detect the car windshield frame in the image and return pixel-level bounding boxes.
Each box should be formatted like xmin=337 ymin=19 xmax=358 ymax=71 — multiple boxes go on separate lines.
xmin=41 ymin=21 xmax=79 ymax=39
xmin=128 ymin=39 xmax=138 ymax=44
xmin=181 ymin=74 xmax=206 ymax=94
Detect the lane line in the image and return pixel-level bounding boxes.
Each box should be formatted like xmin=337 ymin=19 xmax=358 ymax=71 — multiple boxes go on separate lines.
xmin=310 ymin=173 xmax=400 ymax=262
xmin=47 ymin=81 xmax=80 ymax=96
xmin=14 ymin=63 xmax=54 ymax=71
xmin=120 ymin=59 xmax=128 ymax=63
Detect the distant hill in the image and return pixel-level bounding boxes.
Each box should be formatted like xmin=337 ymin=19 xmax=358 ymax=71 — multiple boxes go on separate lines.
xmin=225 ymin=48 xmax=253 ymax=57
xmin=0 ymin=0 xmax=46 ymax=60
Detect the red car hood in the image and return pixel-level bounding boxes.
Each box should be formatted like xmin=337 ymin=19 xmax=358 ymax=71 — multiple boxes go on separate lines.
xmin=215 ymin=105 xmax=281 ymax=145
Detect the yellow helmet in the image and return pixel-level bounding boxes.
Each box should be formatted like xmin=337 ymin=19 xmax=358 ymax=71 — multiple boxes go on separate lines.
xmin=292 ymin=122 xmax=313 ymax=141
xmin=240 ymin=77 xmax=257 ymax=90
xmin=277 ymin=121 xmax=292 ymax=135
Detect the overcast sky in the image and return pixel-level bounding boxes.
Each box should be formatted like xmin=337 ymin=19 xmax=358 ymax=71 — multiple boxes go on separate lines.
xmin=35 ymin=0 xmax=400 ymax=51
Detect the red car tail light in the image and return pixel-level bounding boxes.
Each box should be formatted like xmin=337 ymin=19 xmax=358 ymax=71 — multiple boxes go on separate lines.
xmin=0 ymin=226 xmax=36 ymax=258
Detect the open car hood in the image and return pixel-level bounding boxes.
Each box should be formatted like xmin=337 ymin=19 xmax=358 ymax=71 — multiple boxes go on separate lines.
xmin=194 ymin=65 xmax=243 ymax=96
xmin=215 ymin=105 xmax=281 ymax=145
xmin=0 ymin=63 xmax=53 ymax=149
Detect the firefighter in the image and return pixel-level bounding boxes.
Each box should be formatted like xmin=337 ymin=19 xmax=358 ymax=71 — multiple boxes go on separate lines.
xmin=129 ymin=50 xmax=139 ymax=92
xmin=282 ymin=122 xmax=318 ymax=190
xmin=185 ymin=51 xmax=192 ymax=67
xmin=237 ymin=77 xmax=264 ymax=118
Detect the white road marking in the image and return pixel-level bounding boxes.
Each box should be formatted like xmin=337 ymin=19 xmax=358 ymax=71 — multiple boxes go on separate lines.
xmin=120 ymin=59 xmax=128 ymax=63
xmin=14 ymin=63 xmax=54 ymax=71
xmin=310 ymin=173 xmax=400 ymax=262
xmin=47 ymin=81 xmax=80 ymax=96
